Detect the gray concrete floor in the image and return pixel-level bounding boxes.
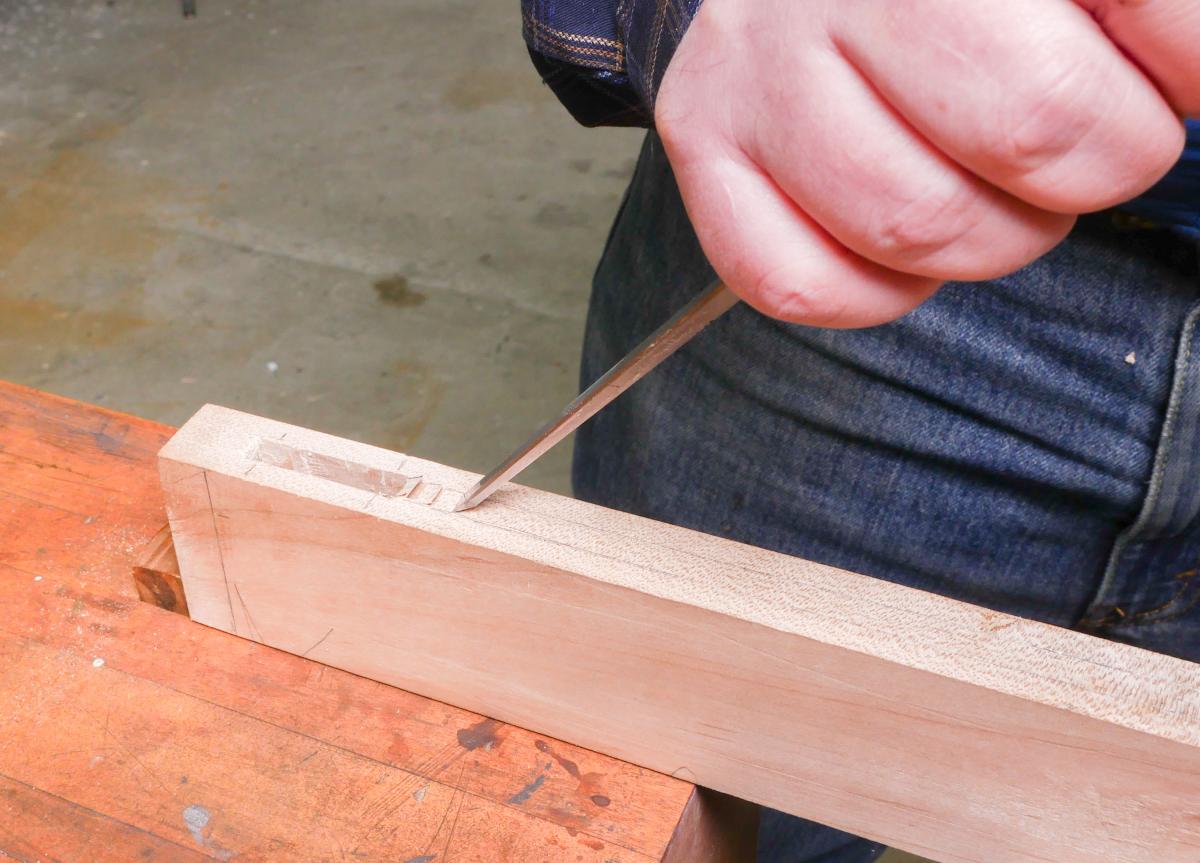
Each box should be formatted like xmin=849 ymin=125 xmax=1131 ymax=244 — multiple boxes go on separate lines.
xmin=0 ymin=1 xmax=924 ymax=860
xmin=0 ymin=0 xmax=642 ymax=493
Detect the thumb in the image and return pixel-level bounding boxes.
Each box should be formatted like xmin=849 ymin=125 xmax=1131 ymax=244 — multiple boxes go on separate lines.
xmin=1076 ymin=0 xmax=1200 ymax=115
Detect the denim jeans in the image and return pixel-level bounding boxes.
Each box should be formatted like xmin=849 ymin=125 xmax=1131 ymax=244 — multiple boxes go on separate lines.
xmin=572 ymin=133 xmax=1200 ymax=863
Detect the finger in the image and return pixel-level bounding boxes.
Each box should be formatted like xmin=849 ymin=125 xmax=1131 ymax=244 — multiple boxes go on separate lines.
xmin=836 ymin=0 xmax=1184 ymax=213
xmin=659 ymin=133 xmax=941 ymax=327
xmin=742 ymin=44 xmax=1074 ymax=281
xmin=1076 ymin=0 xmax=1200 ymax=116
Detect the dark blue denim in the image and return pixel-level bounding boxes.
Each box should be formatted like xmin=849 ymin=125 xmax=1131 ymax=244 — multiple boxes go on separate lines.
xmin=572 ymin=132 xmax=1200 ymax=863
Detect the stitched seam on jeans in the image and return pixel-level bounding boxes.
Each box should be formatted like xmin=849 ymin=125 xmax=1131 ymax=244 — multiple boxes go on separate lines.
xmin=1087 ymin=569 xmax=1200 ymax=630
xmin=524 ymin=15 xmax=625 ymax=50
xmin=643 ymin=0 xmax=671 ymax=104
xmin=524 ymin=23 xmax=625 ymax=68
xmin=1080 ymin=300 xmax=1200 ymax=628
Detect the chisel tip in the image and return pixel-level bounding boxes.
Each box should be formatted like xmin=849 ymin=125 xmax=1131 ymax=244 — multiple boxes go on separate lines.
xmin=452 ymin=486 xmax=481 ymax=512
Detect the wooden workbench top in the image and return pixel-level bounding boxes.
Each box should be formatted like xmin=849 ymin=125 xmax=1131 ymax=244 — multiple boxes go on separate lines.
xmin=0 ymin=381 xmax=749 ymax=862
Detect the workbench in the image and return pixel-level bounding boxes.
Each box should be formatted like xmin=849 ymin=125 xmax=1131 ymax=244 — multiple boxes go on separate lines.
xmin=0 ymin=381 xmax=753 ymax=862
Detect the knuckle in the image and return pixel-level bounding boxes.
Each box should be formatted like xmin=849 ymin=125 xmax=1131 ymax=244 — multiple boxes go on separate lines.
xmin=979 ymin=49 xmax=1181 ymax=208
xmin=994 ymin=59 xmax=1104 ymax=172
xmin=863 ymin=185 xmax=978 ymax=262
xmin=740 ymin=263 xmax=847 ymax=326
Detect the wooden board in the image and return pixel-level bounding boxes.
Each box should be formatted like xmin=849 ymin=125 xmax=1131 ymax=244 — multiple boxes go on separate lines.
xmin=0 ymin=381 xmax=729 ymax=862
xmin=161 ymin=403 xmax=1200 ymax=863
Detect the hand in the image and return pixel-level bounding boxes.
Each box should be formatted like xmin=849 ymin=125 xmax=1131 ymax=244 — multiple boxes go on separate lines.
xmin=656 ymin=0 xmax=1200 ymax=327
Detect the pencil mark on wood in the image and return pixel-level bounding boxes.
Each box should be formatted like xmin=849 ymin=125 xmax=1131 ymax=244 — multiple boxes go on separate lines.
xmin=440 ymin=770 xmax=467 ymax=860
xmin=301 ymin=627 xmax=334 ymax=657
xmin=232 ymin=583 xmax=264 ymax=643
xmin=670 ymin=766 xmax=698 ymax=782
xmin=201 ymin=470 xmax=236 ymax=633
xmin=102 ymin=708 xmax=172 ymax=796
xmin=419 ymin=764 xmax=466 ymax=860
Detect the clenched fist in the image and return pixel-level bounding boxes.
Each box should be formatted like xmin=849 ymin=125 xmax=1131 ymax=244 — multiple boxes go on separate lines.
xmin=656 ymin=0 xmax=1200 ymax=326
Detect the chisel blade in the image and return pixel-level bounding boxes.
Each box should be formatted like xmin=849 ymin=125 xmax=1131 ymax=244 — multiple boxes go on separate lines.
xmin=454 ymin=280 xmax=738 ymax=512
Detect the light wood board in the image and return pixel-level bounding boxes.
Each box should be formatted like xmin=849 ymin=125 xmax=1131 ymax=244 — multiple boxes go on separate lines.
xmin=161 ymin=404 xmax=1200 ymax=863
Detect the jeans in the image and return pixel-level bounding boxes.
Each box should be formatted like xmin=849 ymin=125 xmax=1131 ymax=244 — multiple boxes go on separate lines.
xmin=571 ymin=132 xmax=1200 ymax=863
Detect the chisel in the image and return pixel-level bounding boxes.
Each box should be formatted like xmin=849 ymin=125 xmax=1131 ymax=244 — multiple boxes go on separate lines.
xmin=455 ymin=280 xmax=738 ymax=511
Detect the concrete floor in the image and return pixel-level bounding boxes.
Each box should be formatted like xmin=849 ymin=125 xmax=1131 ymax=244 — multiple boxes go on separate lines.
xmin=0 ymin=0 xmax=644 ymax=493
xmin=0 ymin=1 xmax=924 ymax=859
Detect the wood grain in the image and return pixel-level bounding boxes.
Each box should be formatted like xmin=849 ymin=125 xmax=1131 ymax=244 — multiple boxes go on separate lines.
xmin=0 ymin=773 xmax=211 ymax=863
xmin=163 ymin=403 xmax=1200 ymax=863
xmin=661 ymin=790 xmax=758 ymax=863
xmin=0 ymin=381 xmax=713 ymax=862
